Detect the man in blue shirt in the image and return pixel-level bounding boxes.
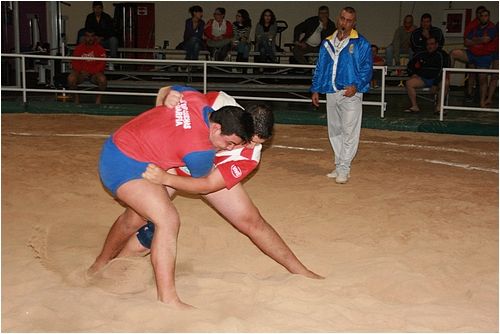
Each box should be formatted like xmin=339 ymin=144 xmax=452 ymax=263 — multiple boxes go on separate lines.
xmin=311 ymin=7 xmax=372 ymax=184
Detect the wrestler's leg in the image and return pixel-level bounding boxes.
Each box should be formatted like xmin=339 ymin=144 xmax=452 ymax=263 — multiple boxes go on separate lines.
xmin=112 ymin=179 xmax=190 ymax=307
xmin=89 ymin=207 xmax=146 ymax=272
xmin=117 ymin=186 xmax=177 ymax=258
xmin=203 ymin=184 xmax=323 ymax=279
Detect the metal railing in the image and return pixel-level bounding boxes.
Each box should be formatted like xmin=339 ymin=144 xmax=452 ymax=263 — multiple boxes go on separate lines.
xmin=438 ymin=67 xmax=499 ymax=121
xmin=1 ymin=53 xmax=387 ymax=117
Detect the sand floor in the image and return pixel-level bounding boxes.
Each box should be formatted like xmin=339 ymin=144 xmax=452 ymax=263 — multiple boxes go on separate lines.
xmin=2 ymin=113 xmax=498 ymax=332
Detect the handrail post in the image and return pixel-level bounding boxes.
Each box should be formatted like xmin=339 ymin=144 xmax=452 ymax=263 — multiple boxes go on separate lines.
xmin=203 ymin=61 xmax=207 ymax=94
xmin=21 ymin=55 xmax=26 ymax=104
xmin=381 ymin=66 xmax=387 ymax=118
xmin=439 ymin=68 xmax=447 ymax=122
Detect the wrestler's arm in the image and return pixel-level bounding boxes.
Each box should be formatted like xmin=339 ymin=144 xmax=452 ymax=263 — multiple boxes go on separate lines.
xmin=143 ymin=163 xmax=226 ymax=194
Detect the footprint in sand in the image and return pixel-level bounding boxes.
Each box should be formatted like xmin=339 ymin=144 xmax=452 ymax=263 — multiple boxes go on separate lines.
xmin=86 ymin=257 xmax=154 ymax=294
xmin=28 ymin=224 xmax=154 ymax=295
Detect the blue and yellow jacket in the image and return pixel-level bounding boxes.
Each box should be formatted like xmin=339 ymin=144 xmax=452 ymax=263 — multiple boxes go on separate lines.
xmin=311 ymin=29 xmax=373 ymax=94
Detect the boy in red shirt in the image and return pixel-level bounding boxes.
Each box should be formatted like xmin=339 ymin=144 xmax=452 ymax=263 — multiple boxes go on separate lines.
xmin=67 ymin=29 xmax=107 ymax=104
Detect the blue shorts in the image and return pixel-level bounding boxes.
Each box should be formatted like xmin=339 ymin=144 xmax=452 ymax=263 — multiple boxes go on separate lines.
xmin=466 ymin=50 xmax=494 ymax=69
xmin=420 ymin=77 xmax=436 ymax=88
xmin=98 ymin=136 xmax=149 ymax=196
xmin=136 ymin=221 xmax=155 ymax=249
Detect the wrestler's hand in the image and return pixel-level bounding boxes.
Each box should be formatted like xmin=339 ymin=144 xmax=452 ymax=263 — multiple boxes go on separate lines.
xmin=156 ymin=86 xmax=182 ymax=108
xmin=142 ymin=163 xmax=169 ymax=185
xmin=343 ymin=86 xmax=357 ymax=97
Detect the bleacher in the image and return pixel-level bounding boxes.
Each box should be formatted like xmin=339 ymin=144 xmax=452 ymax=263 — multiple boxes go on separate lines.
xmin=66 ymin=46 xmax=413 ymax=97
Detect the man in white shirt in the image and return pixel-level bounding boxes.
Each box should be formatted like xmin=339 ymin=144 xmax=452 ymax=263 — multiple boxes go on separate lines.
xmin=292 ymin=6 xmax=336 ymax=64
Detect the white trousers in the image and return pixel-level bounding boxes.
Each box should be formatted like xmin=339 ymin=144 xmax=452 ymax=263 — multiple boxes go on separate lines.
xmin=326 ymin=91 xmax=363 ymax=173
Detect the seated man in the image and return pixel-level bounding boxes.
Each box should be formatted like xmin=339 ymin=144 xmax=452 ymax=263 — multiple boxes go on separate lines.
xmin=410 ymin=13 xmax=445 ymax=55
xmin=83 ymin=1 xmax=118 ymax=70
xmin=449 ymin=8 xmax=497 ymax=108
xmin=204 ymin=7 xmax=233 ymax=61
xmin=67 ymin=29 xmax=107 ymax=104
xmin=385 ymin=14 xmax=416 ymax=66
xmin=404 ymin=36 xmax=450 ymax=114
xmin=292 ymin=6 xmax=336 ymax=64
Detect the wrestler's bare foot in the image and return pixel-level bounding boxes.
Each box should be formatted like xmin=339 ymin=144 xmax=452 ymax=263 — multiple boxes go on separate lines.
xmin=159 ymin=297 xmax=195 ymax=310
xmin=304 ymin=270 xmax=325 ymax=279
xmin=86 ymin=259 xmax=107 ymax=277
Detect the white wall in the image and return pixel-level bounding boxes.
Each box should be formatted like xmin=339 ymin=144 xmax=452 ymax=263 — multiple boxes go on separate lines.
xmin=63 ymin=1 xmax=498 ymax=50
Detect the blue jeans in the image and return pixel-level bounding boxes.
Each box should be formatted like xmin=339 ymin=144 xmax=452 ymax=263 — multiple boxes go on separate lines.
xmin=100 ymin=37 xmax=119 ymax=58
xmin=256 ymin=39 xmax=276 ymax=63
xmin=385 ymin=44 xmax=413 ymax=66
xmin=184 ymin=37 xmax=203 ymax=60
xmin=236 ymin=42 xmax=250 ymax=62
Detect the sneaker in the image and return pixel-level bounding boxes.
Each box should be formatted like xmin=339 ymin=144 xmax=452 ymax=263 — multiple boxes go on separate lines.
xmin=335 ymin=172 xmax=349 ymax=184
xmin=326 ymin=169 xmax=338 ymax=178
xmin=326 ymin=170 xmax=350 ymax=179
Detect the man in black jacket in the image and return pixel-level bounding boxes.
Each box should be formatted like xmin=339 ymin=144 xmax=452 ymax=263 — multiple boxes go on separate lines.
xmin=410 ymin=13 xmax=445 ymax=55
xmin=292 ymin=6 xmax=336 ymax=64
xmin=84 ymin=1 xmax=118 ymax=69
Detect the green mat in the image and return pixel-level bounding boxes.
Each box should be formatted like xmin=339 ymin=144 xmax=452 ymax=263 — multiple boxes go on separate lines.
xmin=2 ymin=99 xmax=498 ymax=137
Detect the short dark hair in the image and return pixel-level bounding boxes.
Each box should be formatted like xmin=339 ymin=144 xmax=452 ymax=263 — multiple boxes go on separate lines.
xmin=209 ymin=106 xmax=254 ymax=143
xmin=92 ymin=1 xmax=103 ymax=8
xmin=371 ymin=44 xmax=379 ymax=52
xmin=246 ymin=104 xmax=274 ymax=140
xmin=480 ymin=8 xmax=490 ymax=16
xmin=476 ymin=6 xmax=487 ymax=15
xmin=318 ymin=6 xmax=329 ymax=12
xmin=421 ymin=13 xmax=432 ymax=21
xmin=342 ymin=6 xmax=356 ymax=15
xmin=189 ymin=5 xmax=203 ymax=15
xmin=214 ymin=7 xmax=225 ymax=15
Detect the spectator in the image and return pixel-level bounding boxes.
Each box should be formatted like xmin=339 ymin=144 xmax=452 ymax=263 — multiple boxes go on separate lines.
xmin=462 ymin=6 xmax=487 ymax=101
xmin=404 ymin=36 xmax=450 ymax=114
xmin=84 ymin=1 xmax=118 ymax=70
xmin=311 ymin=7 xmax=372 ymax=184
xmin=232 ymin=9 xmax=252 ymax=63
xmin=204 ymin=7 xmax=233 ymax=61
xmin=385 ymin=14 xmax=417 ymax=66
xmin=67 ymin=29 xmax=107 ymax=105
xmin=410 ymin=13 xmax=445 ymax=55
xmin=181 ymin=5 xmax=205 ymax=60
xmin=371 ymin=44 xmax=386 ymax=88
xmin=292 ymin=6 xmax=336 ymax=64
xmin=485 ymin=22 xmax=498 ymax=107
xmin=449 ymin=8 xmax=496 ymax=108
xmin=254 ymin=9 xmax=278 ymax=63
xmin=464 ymin=6 xmax=488 ymax=37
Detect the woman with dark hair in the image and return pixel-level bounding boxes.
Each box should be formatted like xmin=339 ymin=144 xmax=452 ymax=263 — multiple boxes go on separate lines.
xmin=254 ymin=9 xmax=278 ymax=63
xmin=182 ymin=5 xmax=205 ymax=60
xmin=232 ymin=9 xmax=252 ymax=63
